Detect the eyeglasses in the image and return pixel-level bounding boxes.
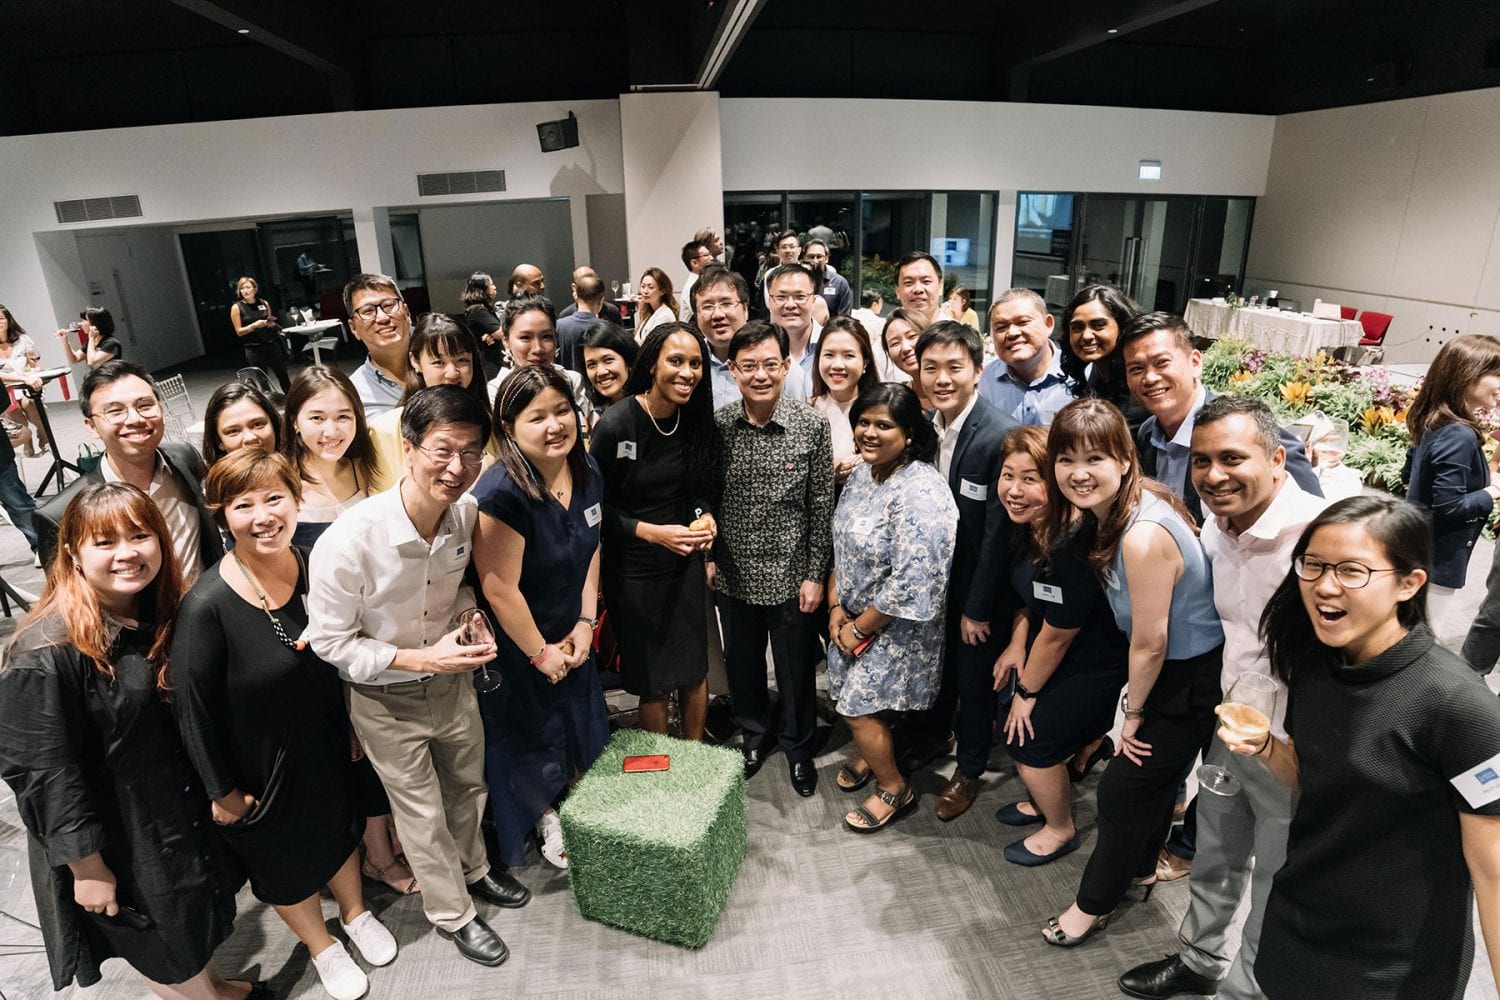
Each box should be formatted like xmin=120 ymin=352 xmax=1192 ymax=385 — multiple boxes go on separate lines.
xmin=732 ymin=359 xmax=786 ymax=375
xmin=771 ymin=293 xmax=812 ymax=306
xmin=94 ymin=398 xmax=161 ymax=424
xmin=697 ymin=298 xmax=744 ymax=314
xmin=352 ymin=297 xmax=404 ymax=322
xmin=415 ymin=444 xmax=485 ymax=468
xmin=1294 ymin=556 xmax=1400 ymax=590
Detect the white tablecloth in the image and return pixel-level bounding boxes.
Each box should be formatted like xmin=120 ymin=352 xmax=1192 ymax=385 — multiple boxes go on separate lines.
xmin=1184 ymin=299 xmax=1363 ymax=356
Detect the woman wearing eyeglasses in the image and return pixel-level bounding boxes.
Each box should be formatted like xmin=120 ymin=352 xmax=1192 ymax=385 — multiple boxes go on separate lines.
xmin=230 ymin=277 xmax=290 ymax=394
xmin=1246 ymin=496 xmax=1500 ymax=1000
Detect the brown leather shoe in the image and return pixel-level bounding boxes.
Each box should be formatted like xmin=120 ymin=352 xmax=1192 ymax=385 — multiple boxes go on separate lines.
xmin=1155 ymin=846 xmax=1192 ymax=882
xmin=934 ymin=774 xmax=981 ymax=821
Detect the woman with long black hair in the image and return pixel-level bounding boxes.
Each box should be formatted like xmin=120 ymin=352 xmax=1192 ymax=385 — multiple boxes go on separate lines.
xmin=1058 ymin=284 xmax=1146 ymax=432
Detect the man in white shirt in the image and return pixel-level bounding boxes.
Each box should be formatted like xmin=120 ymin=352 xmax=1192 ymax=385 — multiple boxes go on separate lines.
xmin=345 ymin=273 xmax=412 ymax=418
xmin=893 ymin=251 xmax=944 ymax=330
xmin=695 ymin=225 xmax=725 ymax=262
xmin=766 ymin=263 xmax=816 ymax=402
xmin=307 ymin=386 xmax=530 ymax=968
xmin=978 ymin=288 xmax=1074 ymax=426
xmin=680 ymin=239 xmax=714 ymax=320
xmin=1117 ymin=395 xmax=1328 ymax=1000
xmin=484 ymin=296 xmax=593 ymax=422
xmin=851 ymin=289 xmax=887 ymax=346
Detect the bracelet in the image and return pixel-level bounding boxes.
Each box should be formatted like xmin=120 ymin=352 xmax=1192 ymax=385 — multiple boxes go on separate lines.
xmin=1120 ymin=692 xmax=1146 ymax=720
xmin=1015 ymin=681 xmax=1038 ymax=701
xmin=528 ymin=643 xmax=552 ymax=666
xmin=848 ymin=621 xmax=870 ymax=641
xmin=577 ymin=615 xmax=599 ymax=629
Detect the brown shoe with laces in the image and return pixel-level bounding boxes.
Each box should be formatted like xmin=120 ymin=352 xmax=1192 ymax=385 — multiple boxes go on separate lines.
xmin=934 ymin=774 xmax=981 ymax=821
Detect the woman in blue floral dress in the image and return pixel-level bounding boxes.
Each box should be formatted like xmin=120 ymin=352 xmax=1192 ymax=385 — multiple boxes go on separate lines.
xmin=827 ymin=384 xmax=958 ymax=834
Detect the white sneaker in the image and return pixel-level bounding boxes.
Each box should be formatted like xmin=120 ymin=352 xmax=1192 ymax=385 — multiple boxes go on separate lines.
xmin=340 ymin=910 xmax=397 ymax=967
xmin=538 ymin=809 xmax=568 ymax=869
xmin=311 ymin=940 xmax=369 ymax=1000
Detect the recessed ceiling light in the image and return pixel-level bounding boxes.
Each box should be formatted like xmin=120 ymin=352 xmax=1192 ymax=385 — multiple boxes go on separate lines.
xmin=1107 ymin=28 xmax=1119 ymax=34
xmin=237 ymin=27 xmax=250 ymax=34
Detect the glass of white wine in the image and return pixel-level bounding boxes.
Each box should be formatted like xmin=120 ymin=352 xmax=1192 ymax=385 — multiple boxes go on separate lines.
xmin=1198 ymin=672 xmax=1277 ymax=796
xmin=452 ymin=608 xmax=502 ymax=694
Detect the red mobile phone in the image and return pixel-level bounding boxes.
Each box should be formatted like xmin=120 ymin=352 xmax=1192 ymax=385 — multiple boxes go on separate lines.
xmin=622 ymin=754 xmax=671 ymax=773
xmin=851 ymin=634 xmax=876 ymax=657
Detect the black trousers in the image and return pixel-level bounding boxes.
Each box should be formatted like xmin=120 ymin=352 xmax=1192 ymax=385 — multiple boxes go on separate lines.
xmin=721 ymin=593 xmax=818 ymax=763
xmin=913 ymin=607 xmax=1006 ymax=776
xmin=1076 ymin=644 xmax=1222 ymax=916
xmin=244 ymin=340 xmax=290 ymax=392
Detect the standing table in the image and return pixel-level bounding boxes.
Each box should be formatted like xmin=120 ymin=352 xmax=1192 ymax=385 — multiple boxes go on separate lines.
xmin=25 ymin=367 xmax=80 ymax=495
xmin=283 ymin=318 xmax=345 ymax=366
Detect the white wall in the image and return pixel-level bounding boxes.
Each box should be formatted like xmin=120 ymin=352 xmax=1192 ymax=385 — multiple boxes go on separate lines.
xmin=1245 ymin=87 xmax=1500 ymax=364
xmin=74 ymin=228 xmax=200 ymax=373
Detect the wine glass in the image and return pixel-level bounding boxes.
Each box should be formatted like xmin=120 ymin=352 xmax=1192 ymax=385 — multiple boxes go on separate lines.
xmin=610 ymin=279 xmax=621 ymax=298
xmin=1197 ymin=673 xmax=1277 ymax=796
xmin=453 ymin=608 xmax=502 ymax=694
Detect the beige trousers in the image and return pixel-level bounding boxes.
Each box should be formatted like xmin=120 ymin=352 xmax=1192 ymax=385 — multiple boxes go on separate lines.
xmin=347 ymin=674 xmax=489 ymax=932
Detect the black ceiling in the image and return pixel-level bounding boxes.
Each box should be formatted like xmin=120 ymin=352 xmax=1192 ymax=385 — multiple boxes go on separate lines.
xmin=1 ymin=0 xmax=1497 ymax=136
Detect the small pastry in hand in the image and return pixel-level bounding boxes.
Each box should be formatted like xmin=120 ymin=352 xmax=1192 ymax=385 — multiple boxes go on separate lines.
xmin=688 ymin=516 xmax=711 ymax=532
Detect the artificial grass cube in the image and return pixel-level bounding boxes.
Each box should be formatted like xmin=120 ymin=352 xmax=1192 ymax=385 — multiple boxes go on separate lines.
xmin=559 ymin=729 xmax=747 ymax=948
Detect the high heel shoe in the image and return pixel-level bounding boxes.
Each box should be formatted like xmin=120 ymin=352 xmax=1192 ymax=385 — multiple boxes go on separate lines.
xmin=1131 ymin=875 xmax=1157 ymax=903
xmin=1042 ymin=910 xmax=1113 ymax=947
xmin=1068 ymin=735 xmax=1114 ymax=784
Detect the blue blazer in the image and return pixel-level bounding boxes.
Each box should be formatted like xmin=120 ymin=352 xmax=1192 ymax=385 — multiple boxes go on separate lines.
xmin=933 ymin=396 xmax=1020 ymax=623
xmin=1405 ymin=421 xmax=1493 ymax=588
xmin=1136 ymin=388 xmax=1323 ymax=524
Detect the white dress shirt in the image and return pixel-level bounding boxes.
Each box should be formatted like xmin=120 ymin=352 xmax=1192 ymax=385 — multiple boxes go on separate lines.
xmin=933 ymin=393 xmax=979 ymax=479
xmin=102 ymin=452 xmax=203 ymax=587
xmin=306 ymin=484 xmax=478 ymax=685
xmin=1200 ymin=477 xmax=1331 ymax=739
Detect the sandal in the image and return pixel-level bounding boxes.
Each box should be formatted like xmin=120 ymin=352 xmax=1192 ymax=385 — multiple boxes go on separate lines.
xmin=835 ymin=759 xmax=873 ymax=792
xmin=844 ymin=783 xmax=918 ymax=834
xmin=1068 ymin=736 xmax=1114 ymax=784
xmin=1041 ymin=910 xmax=1113 ymax=947
xmin=361 ymin=853 xmax=419 ymax=895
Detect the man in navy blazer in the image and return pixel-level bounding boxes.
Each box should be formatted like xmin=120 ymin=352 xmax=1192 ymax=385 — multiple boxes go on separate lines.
xmin=908 ymin=320 xmax=1020 ymax=820
xmin=1122 ymin=312 xmax=1322 ymax=526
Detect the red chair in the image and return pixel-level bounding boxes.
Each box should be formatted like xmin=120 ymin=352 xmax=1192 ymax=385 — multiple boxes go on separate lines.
xmin=1340 ymin=305 xmax=1357 ymax=320
xmin=1359 ymin=311 xmax=1393 ymax=347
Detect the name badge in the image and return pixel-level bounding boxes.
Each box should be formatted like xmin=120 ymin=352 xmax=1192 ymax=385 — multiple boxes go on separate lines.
xmin=584 ymin=503 xmax=602 ymax=527
xmin=959 ymin=478 xmax=987 ymax=501
xmin=617 ymin=440 xmax=637 ymax=460
xmin=1033 ymin=581 xmax=1063 ymax=604
xmin=1450 ymin=749 xmax=1500 ymax=809
xmin=848 ymin=515 xmax=876 ymax=535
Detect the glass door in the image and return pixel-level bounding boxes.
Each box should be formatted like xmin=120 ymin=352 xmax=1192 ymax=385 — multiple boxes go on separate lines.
xmin=1076 ymin=196 xmax=1196 ymax=314
xmin=724 ymin=193 xmax=782 ymax=310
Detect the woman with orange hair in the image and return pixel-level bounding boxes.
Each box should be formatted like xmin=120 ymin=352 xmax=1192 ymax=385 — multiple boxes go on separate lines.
xmin=0 ymin=483 xmax=256 ymax=998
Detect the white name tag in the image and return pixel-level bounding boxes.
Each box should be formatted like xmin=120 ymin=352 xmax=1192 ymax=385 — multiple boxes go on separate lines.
xmin=584 ymin=503 xmax=602 ymax=527
xmin=848 ymin=516 xmax=876 ymax=535
xmin=959 ymin=478 xmax=987 ymax=501
xmin=617 ymin=440 xmax=637 ymax=460
xmin=1450 ymin=749 xmax=1500 ymax=809
xmin=1033 ymin=581 xmax=1063 ymax=604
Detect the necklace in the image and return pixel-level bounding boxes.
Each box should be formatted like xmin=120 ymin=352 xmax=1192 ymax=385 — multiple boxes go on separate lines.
xmin=640 ymin=395 xmax=681 ymax=437
xmin=233 ymin=548 xmax=307 ymax=651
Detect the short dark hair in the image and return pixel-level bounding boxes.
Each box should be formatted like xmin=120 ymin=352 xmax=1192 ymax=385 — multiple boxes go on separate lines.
xmin=503 ymin=294 xmax=556 ymax=335
xmin=1120 ymin=311 xmax=1194 ymax=353
xmin=766 ymin=263 xmax=814 ymax=292
xmin=401 ymin=384 xmax=490 ymax=447
xmin=895 ymin=250 xmax=942 ymax=284
xmin=404 ymin=313 xmax=490 ymax=416
xmin=681 ymin=241 xmax=709 ymax=268
xmin=850 ymin=384 xmax=939 ymax=466
xmin=804 ymin=238 xmax=829 ymax=255
xmin=579 ymin=321 xmax=639 ymax=407
xmin=692 ymin=265 xmax=749 ymax=308
xmin=915 ymin=319 xmax=984 ymax=369
xmin=728 ymin=319 xmax=789 ymax=361
xmin=343 ymin=273 xmax=400 ymax=315
xmin=860 ymin=288 xmax=883 ymax=308
xmin=1194 ymin=394 xmax=1282 ymax=458
xmin=81 ymin=307 xmax=115 ymax=338
xmin=774 ymin=230 xmax=801 ymax=247
xmin=81 ymin=359 xmax=157 ymax=417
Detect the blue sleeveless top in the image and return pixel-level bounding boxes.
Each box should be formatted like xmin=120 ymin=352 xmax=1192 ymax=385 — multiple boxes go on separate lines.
xmin=1103 ymin=491 xmax=1223 ymax=660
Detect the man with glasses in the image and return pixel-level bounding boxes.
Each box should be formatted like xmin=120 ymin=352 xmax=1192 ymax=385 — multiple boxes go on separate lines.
xmin=1117 ymin=395 xmax=1327 ymax=1000
xmin=693 ymin=265 xmax=753 ymax=409
xmin=711 ymin=320 xmax=834 ymax=797
xmin=803 ymin=239 xmax=852 ymax=318
xmin=345 ymin=273 xmax=412 ymax=418
xmin=766 ymin=263 xmax=818 ymax=398
xmin=680 ymin=240 xmax=715 ymax=320
xmin=307 ymin=385 xmax=531 ymax=968
xmin=35 ymin=360 xmax=221 ymax=581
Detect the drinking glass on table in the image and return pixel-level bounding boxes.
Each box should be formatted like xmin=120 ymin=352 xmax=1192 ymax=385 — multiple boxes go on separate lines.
xmin=453 ymin=607 xmax=502 ymax=694
xmin=1198 ymin=672 xmax=1277 ymax=796
xmin=610 ymin=280 xmax=621 ymax=297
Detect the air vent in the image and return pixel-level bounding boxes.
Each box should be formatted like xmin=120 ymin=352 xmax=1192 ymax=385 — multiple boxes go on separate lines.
xmin=417 ymin=170 xmax=506 ymax=197
xmin=53 ymin=194 xmax=142 ymax=224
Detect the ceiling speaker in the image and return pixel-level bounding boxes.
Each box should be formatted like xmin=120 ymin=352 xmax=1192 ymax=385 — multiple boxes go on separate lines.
xmin=537 ymin=112 xmax=579 ymax=153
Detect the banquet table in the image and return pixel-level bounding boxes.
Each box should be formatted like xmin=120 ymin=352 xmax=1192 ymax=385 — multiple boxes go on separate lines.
xmin=1184 ymin=299 xmax=1364 ymax=356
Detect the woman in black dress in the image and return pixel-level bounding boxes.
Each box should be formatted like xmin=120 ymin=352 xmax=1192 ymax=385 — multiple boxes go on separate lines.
xmin=229 ymin=277 xmax=290 ymax=393
xmin=992 ymin=426 xmax=1127 ymax=867
xmin=472 ymin=367 xmax=610 ymax=869
xmin=462 ymin=271 xmax=505 ymax=372
xmin=1244 ymin=496 xmax=1500 ymax=1000
xmin=173 ymin=450 xmax=396 ymax=1000
xmin=1058 ymin=284 xmax=1147 ymax=432
xmin=579 ymin=320 xmax=637 ymax=428
xmin=589 ymin=322 xmax=718 ymax=739
xmin=0 ymin=483 xmax=253 ymax=999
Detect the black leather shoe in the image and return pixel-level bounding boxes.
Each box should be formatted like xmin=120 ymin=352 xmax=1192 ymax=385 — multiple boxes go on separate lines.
xmin=742 ymin=745 xmax=767 ymax=780
xmin=440 ymin=916 xmax=510 ymax=967
xmin=1118 ymin=954 xmax=1221 ymax=999
xmin=789 ymin=760 xmax=817 ymax=797
xmin=468 ymin=869 xmax=531 ymax=909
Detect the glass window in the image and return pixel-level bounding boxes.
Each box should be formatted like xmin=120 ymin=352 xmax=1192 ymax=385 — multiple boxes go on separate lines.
xmin=724 ymin=193 xmax=781 ymax=309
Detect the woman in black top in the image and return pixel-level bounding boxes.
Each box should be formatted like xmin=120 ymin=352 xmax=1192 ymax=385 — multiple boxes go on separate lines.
xmin=0 ymin=484 xmax=252 ymax=997
xmin=993 ymin=426 xmax=1127 ymax=867
xmin=462 ymin=271 xmax=505 ymax=372
xmin=201 ymin=381 xmax=280 ymax=467
xmin=1058 ymin=284 xmax=1147 ymax=433
xmin=589 ymin=322 xmax=717 ymax=739
xmin=1245 ymin=495 xmax=1500 ymax=1000
xmin=56 ymin=306 xmax=125 ymax=369
xmin=579 ymin=320 xmax=637 ymax=428
xmin=229 ymin=277 xmax=289 ymax=393
xmin=173 ymin=450 xmax=396 ymax=999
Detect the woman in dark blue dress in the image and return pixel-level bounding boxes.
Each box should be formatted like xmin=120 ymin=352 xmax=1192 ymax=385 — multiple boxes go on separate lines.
xmin=471 ymin=366 xmax=609 ymax=870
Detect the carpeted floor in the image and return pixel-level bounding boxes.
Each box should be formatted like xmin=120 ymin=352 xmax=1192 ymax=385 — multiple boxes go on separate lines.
xmin=0 ymin=360 xmax=1497 ymax=999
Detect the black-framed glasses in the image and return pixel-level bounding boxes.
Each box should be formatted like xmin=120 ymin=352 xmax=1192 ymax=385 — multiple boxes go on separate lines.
xmin=1294 ymin=556 xmax=1399 ymax=590
xmin=352 ymin=297 xmax=404 ymax=322
xmin=732 ymin=359 xmax=786 ymax=375
xmin=415 ymin=443 xmax=485 ymax=468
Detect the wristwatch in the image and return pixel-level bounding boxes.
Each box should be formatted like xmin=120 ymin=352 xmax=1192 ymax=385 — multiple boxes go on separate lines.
xmin=1120 ymin=692 xmax=1145 ymax=720
xmin=1015 ymin=682 xmax=1038 ymax=701
xmin=577 ymin=614 xmax=599 ymax=629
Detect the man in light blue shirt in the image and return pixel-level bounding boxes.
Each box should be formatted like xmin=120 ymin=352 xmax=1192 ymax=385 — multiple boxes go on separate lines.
xmin=344 ymin=273 xmax=411 ymax=418
xmin=693 ymin=265 xmax=751 ymax=410
xmin=977 ymin=287 xmax=1074 ymax=425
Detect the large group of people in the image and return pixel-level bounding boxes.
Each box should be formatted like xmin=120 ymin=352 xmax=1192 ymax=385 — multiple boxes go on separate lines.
xmin=1 ymin=234 xmax=1499 ymax=1000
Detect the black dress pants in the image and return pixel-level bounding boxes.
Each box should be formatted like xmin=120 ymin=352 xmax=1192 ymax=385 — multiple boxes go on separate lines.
xmin=721 ymin=593 xmax=818 ymax=764
xmin=1076 ymin=644 xmax=1222 ymax=916
xmin=244 ymin=340 xmax=290 ymax=392
xmin=914 ymin=605 xmax=1005 ymax=776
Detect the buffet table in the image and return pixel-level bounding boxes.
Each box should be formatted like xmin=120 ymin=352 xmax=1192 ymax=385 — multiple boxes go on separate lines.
xmin=1184 ymin=299 xmax=1364 ymax=356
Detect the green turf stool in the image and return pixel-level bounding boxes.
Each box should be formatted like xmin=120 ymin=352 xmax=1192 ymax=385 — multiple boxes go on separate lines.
xmin=559 ymin=729 xmax=747 ymax=948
